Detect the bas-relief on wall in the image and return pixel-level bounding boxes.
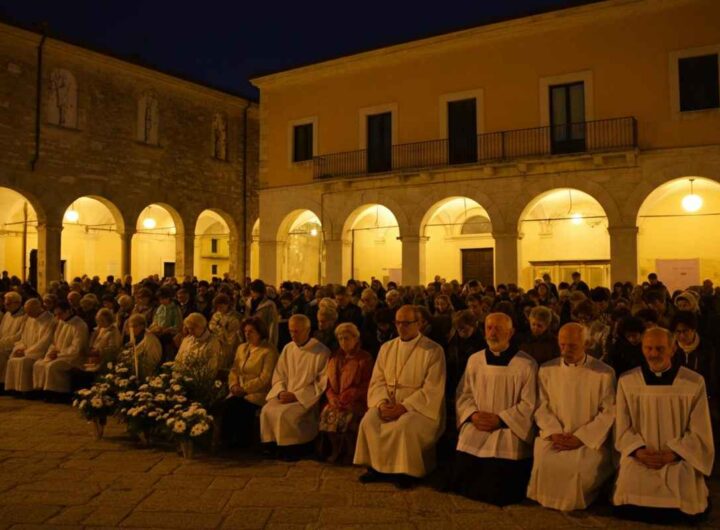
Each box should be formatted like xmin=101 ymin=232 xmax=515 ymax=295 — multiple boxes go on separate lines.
xmin=47 ymin=68 xmax=77 ymax=128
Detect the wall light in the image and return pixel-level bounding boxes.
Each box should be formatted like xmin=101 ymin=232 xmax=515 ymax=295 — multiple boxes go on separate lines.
xmin=310 ymin=227 xmax=318 ymax=237
xmin=143 ymin=217 xmax=157 ymax=230
xmin=571 ymin=212 xmax=583 ymax=225
xmin=64 ymin=203 xmax=79 ymax=223
xmin=681 ymin=178 xmax=702 ymax=213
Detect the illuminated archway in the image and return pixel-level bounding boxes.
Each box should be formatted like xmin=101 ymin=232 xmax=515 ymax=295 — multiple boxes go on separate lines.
xmin=194 ymin=210 xmax=232 ymax=280
xmin=0 ymin=187 xmax=39 ymax=282
xmin=637 ymin=176 xmax=720 ymax=291
xmin=518 ymin=188 xmax=609 ymax=288
xmin=132 ymin=204 xmax=179 ymax=280
xmin=342 ymin=204 xmax=401 ymax=284
xmin=278 ymin=210 xmax=322 ymax=284
xmin=421 ymin=197 xmax=494 ymax=285
xmin=61 ymin=197 xmax=122 ymax=281
xmin=250 ymin=219 xmax=260 ymax=280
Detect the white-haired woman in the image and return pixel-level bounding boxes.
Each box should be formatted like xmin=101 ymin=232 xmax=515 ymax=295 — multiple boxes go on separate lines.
xmin=318 ymin=322 xmax=373 ymax=464
xmin=174 ymin=312 xmax=222 ymax=379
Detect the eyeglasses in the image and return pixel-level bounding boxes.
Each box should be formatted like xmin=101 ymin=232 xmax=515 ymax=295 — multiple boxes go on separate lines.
xmin=394 ymin=320 xmax=417 ymax=326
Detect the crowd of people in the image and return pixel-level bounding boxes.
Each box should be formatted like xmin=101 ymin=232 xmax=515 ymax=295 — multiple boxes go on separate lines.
xmin=0 ymin=269 xmax=719 ymax=522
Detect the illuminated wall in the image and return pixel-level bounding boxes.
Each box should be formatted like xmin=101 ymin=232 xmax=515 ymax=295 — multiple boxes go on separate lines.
xmin=282 ymin=211 xmax=322 ymax=284
xmin=132 ymin=205 xmax=177 ymax=279
xmin=0 ymin=188 xmax=38 ymax=279
xmin=345 ymin=205 xmax=401 ymax=284
xmin=194 ymin=210 xmax=230 ymax=280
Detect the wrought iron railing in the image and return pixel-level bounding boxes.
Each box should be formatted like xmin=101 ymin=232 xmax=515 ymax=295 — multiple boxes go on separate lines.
xmin=313 ymin=116 xmax=637 ymax=179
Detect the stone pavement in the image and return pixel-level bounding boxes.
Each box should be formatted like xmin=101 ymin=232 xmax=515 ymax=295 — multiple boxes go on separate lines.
xmin=1 ymin=396 xmax=718 ymax=530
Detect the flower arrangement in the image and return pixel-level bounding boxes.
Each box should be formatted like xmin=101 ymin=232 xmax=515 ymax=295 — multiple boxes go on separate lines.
xmin=164 ymin=401 xmax=214 ymax=458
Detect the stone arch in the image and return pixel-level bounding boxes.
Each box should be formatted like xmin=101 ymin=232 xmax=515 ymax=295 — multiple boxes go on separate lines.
xmin=331 ymin=191 xmax=411 ymax=240
xmin=60 ymin=196 xmax=124 ymax=281
xmin=636 ymin=176 xmax=720 ymax=289
xmin=193 ymin=208 xmax=239 ymax=280
xmin=420 ymin=196 xmax=496 ymax=285
xmin=518 ymin=188 xmax=611 ymax=289
xmin=340 ymin=203 xmax=402 ymax=283
xmin=132 ymin=203 xmax=183 ymax=280
xmin=276 ymin=209 xmax=323 ymax=284
xmin=415 ymin=185 xmax=506 ymax=234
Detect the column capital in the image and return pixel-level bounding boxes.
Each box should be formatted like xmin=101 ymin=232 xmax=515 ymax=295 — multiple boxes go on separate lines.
xmin=37 ymin=222 xmax=63 ymax=233
xmin=397 ymin=235 xmax=429 ymax=243
xmin=606 ymin=225 xmax=639 ymax=235
xmin=491 ymin=231 xmax=519 ymax=240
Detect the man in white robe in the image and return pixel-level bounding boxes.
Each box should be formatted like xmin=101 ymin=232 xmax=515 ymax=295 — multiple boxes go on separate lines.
xmin=0 ymin=292 xmax=27 ymax=388
xmin=261 ymin=314 xmax=329 ymax=459
xmin=451 ymin=312 xmax=537 ymax=505
xmin=33 ymin=301 xmax=89 ymax=398
xmin=527 ymin=323 xmax=616 ymax=511
xmin=5 ymin=298 xmax=56 ymax=393
xmin=613 ymin=327 xmax=713 ymax=522
xmin=354 ymin=305 xmax=446 ymax=488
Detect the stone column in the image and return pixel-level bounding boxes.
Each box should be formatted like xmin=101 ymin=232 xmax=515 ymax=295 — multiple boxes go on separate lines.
xmin=259 ymin=239 xmax=282 ymax=285
xmin=400 ymin=236 xmax=428 ymax=286
xmin=36 ymin=222 xmax=63 ymax=293
xmin=492 ymin=231 xmax=519 ymax=286
xmin=324 ymin=238 xmax=350 ymax=285
xmin=119 ymin=229 xmax=135 ymax=279
xmin=175 ymin=233 xmax=195 ymax=279
xmin=608 ymin=225 xmax=638 ymax=284
xmin=228 ymin=231 xmax=240 ymax=281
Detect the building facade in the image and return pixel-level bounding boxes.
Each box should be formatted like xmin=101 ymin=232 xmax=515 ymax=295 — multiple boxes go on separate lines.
xmin=0 ymin=22 xmax=259 ymax=292
xmin=252 ymin=0 xmax=720 ymax=292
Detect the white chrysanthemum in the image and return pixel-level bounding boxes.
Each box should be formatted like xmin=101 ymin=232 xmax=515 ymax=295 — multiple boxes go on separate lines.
xmin=171 ymin=384 xmax=182 ymax=392
xmin=166 ymin=417 xmax=175 ymax=427
xmin=148 ymin=411 xmax=158 ymax=418
xmin=190 ymin=422 xmax=209 ymax=437
xmin=72 ymin=399 xmax=79 ymax=408
xmin=106 ymin=362 xmax=113 ymax=370
xmin=118 ymin=379 xmax=129 ymax=388
xmin=91 ymin=397 xmax=103 ymax=409
xmin=173 ymin=420 xmax=187 ymax=434
xmin=154 ymin=393 xmax=166 ymax=401
xmin=214 ymin=380 xmax=222 ymax=388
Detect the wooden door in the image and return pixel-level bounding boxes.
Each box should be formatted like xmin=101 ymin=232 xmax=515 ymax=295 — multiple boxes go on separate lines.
xmin=462 ymin=248 xmax=494 ymax=286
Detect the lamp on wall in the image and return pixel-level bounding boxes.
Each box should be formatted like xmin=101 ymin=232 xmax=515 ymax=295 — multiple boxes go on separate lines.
xmin=681 ymin=178 xmax=703 ymax=213
xmin=64 ymin=202 xmax=79 ymax=223
xmin=310 ymin=226 xmax=318 ymax=237
xmin=571 ymin=212 xmax=583 ymax=225
xmin=143 ymin=206 xmax=157 ymax=230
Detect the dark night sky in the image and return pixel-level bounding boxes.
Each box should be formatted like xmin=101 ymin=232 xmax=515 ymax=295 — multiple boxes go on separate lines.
xmin=0 ymin=0 xmax=601 ymax=100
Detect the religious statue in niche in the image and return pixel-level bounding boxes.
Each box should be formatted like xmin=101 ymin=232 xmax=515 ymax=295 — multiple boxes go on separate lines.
xmin=137 ymin=92 xmax=159 ymax=145
xmin=212 ymin=113 xmax=227 ymax=160
xmin=48 ymin=69 xmax=77 ymax=128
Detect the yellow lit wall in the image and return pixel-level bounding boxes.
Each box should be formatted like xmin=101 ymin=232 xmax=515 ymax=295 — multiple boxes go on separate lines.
xmin=132 ymin=205 xmax=176 ymax=279
xmin=255 ymin=0 xmax=720 ymax=188
xmin=282 ymin=211 xmax=322 ymax=284
xmin=345 ymin=205 xmax=401 ymax=284
xmin=194 ymin=211 xmax=230 ymax=280
xmin=0 ymin=189 xmax=38 ymax=280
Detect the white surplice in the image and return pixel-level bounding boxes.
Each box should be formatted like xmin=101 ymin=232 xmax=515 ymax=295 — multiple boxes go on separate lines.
xmin=353 ymin=334 xmax=446 ymax=477
xmin=261 ymin=337 xmax=330 ymax=445
xmin=613 ymin=366 xmax=714 ymax=515
xmin=0 ymin=309 xmax=27 ymax=376
xmin=456 ymin=349 xmax=537 ymax=460
xmin=5 ymin=311 xmax=56 ymax=391
xmin=527 ymin=355 xmax=616 ymax=511
xmin=33 ymin=315 xmax=89 ymax=393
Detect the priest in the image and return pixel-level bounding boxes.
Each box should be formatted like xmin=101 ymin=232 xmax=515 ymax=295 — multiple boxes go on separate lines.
xmin=353 ymin=305 xmax=446 ymax=488
xmin=33 ymin=300 xmax=89 ymax=398
xmin=260 ymin=314 xmax=330 ymax=459
xmin=613 ymin=327 xmax=713 ymax=522
xmin=451 ymin=312 xmax=537 ymax=505
xmin=527 ymin=323 xmax=616 ymax=511
xmin=0 ymin=291 xmax=27 ymax=388
xmin=4 ymin=298 xmax=56 ymax=393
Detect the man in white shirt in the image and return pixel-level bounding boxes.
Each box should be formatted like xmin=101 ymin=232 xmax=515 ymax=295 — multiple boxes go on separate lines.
xmin=261 ymin=314 xmax=329 ymax=460
xmin=0 ymin=291 xmax=27 ymax=389
xmin=5 ymin=298 xmax=56 ymax=393
xmin=613 ymin=327 xmax=713 ymax=523
xmin=527 ymin=323 xmax=616 ymax=511
xmin=450 ymin=312 xmax=537 ymax=505
xmin=354 ymin=305 xmax=446 ymax=489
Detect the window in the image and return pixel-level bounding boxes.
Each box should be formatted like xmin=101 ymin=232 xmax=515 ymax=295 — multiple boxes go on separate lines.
xmin=211 ymin=238 xmax=218 ymax=254
xmin=211 ymin=264 xmax=218 ymax=275
xmin=679 ymin=54 xmax=719 ymax=112
xmin=293 ymin=123 xmax=313 ymax=162
xmin=549 ymin=82 xmax=586 ymax=154
xmin=366 ymin=112 xmax=392 ymax=173
xmin=448 ymin=98 xmax=478 ymax=165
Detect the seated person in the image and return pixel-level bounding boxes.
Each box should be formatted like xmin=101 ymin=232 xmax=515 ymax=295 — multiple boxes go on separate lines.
xmin=5 ymin=298 xmax=56 ymax=393
xmin=318 ymin=322 xmax=373 ymax=463
xmin=450 ymin=312 xmax=537 ymax=506
xmin=613 ymin=327 xmax=714 ymax=523
xmin=221 ymin=317 xmax=278 ymax=448
xmin=0 ymin=291 xmax=27 ymax=386
xmin=527 ymin=323 xmax=616 ymax=511
xmin=149 ymin=286 xmax=182 ymax=362
xmin=33 ymin=301 xmax=89 ymax=399
xmin=208 ymin=293 xmax=243 ymax=373
xmin=71 ymin=308 xmax=123 ymax=390
xmin=260 ymin=314 xmax=330 ymax=460
xmin=118 ymin=313 xmax=162 ymax=381
xmin=174 ymin=313 xmax=222 ymax=379
xmin=518 ymin=306 xmax=559 ymax=366
xmin=354 ymin=305 xmax=446 ymax=489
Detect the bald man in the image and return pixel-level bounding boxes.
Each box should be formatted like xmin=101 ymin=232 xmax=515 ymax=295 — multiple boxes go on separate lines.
xmin=613 ymin=327 xmax=713 ymax=522
xmin=5 ymin=298 xmax=56 ymax=393
xmin=450 ymin=312 xmax=538 ymax=506
xmin=527 ymin=323 xmax=616 ymax=511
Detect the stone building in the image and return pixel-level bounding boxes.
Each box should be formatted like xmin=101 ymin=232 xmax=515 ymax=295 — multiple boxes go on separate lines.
xmin=251 ymin=0 xmax=720 ymax=292
xmin=0 ymin=21 xmax=258 ymax=292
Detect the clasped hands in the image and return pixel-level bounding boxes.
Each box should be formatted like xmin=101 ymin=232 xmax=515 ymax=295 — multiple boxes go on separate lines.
xmin=11 ymin=348 xmax=25 ymax=358
xmin=379 ymin=401 xmax=407 ymax=422
xmin=230 ymin=384 xmax=246 ymax=397
xmin=549 ymin=433 xmax=584 ymax=451
xmin=470 ymin=411 xmax=502 ymax=432
xmin=277 ymin=391 xmax=298 ymax=404
xmin=632 ymin=447 xmax=678 ymax=469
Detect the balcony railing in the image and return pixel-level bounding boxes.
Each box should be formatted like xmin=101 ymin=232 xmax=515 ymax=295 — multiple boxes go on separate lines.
xmin=313 ymin=116 xmax=637 ymax=180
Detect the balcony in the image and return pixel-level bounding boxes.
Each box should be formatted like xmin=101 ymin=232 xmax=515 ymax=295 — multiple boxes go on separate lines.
xmin=313 ymin=116 xmax=637 ymax=180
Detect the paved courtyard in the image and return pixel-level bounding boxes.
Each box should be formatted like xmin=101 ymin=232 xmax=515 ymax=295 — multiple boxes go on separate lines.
xmin=0 ymin=396 xmax=718 ymax=530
